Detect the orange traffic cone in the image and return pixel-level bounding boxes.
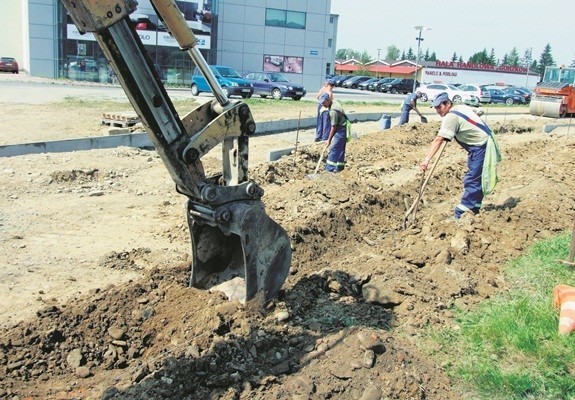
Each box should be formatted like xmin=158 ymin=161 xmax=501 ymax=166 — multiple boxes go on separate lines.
xmin=553 ymin=284 xmax=575 ymax=335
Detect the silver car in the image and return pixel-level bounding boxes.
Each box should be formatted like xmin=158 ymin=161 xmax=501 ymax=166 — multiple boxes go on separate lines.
xmin=458 ymin=84 xmax=491 ymax=103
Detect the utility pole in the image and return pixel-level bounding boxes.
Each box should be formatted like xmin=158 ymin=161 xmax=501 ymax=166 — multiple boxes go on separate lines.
xmin=377 ymin=48 xmax=381 ymax=79
xmin=525 ymin=47 xmax=532 ymax=88
xmin=413 ymin=26 xmax=430 ymax=93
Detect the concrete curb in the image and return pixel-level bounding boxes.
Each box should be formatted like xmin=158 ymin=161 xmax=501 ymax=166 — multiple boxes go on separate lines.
xmin=543 ymin=123 xmax=574 ymax=134
xmin=0 ymin=112 xmax=387 ymax=158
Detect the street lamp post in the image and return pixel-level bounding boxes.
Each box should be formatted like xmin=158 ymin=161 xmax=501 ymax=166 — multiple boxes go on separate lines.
xmin=413 ymin=26 xmax=430 ymax=93
xmin=525 ymin=47 xmax=532 ymax=87
xmin=376 ymin=48 xmax=381 ymax=79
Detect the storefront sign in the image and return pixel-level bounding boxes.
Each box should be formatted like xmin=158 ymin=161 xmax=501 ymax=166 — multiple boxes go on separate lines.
xmin=435 ymin=60 xmax=527 ymax=74
xmin=66 ymin=25 xmax=210 ymax=49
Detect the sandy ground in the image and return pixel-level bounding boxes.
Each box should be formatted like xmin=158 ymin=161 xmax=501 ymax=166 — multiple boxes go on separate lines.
xmin=1 ymin=72 xmax=575 ymax=399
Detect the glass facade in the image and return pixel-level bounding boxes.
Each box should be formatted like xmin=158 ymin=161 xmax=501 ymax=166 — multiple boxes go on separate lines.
xmin=58 ymin=0 xmax=213 ymax=85
xmin=265 ymin=8 xmax=306 ymax=29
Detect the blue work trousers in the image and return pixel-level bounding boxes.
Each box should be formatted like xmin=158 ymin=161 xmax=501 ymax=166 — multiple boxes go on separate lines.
xmin=398 ymin=107 xmax=411 ymax=126
xmin=325 ymin=126 xmax=347 ymax=172
xmin=455 ymin=142 xmax=487 ymax=218
xmin=316 ymin=104 xmax=331 ymax=141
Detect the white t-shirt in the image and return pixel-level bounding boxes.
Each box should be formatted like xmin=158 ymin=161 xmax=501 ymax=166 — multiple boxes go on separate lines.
xmin=438 ymin=105 xmax=489 ymax=146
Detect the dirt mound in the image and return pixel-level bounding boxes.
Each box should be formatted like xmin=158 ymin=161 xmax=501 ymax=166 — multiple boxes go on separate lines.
xmin=1 ymin=117 xmax=574 ymax=399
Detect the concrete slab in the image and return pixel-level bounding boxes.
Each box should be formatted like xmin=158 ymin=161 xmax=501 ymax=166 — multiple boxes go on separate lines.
xmin=0 ymin=112 xmax=385 ymax=158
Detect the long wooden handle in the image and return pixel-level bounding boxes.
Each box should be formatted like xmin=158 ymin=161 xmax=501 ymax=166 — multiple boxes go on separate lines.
xmin=313 ymin=145 xmax=328 ymax=175
xmin=403 ymin=140 xmax=447 ymax=223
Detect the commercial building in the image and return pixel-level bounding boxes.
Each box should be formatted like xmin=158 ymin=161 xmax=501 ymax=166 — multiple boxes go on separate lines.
xmin=336 ymin=59 xmax=540 ymax=88
xmin=1 ymin=0 xmax=338 ymax=90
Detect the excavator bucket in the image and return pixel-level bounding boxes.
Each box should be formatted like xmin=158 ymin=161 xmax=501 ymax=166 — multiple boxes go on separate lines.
xmin=187 ymin=200 xmax=291 ymax=304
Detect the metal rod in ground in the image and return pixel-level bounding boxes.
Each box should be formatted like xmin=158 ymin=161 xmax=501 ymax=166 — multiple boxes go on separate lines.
xmin=293 ymin=110 xmax=301 ymax=166
xmin=558 ymin=217 xmax=575 ymax=267
xmin=568 ymin=218 xmax=575 ymax=263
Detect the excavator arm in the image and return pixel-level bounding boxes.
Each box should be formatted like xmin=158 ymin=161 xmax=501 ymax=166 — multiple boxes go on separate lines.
xmin=61 ymin=0 xmax=291 ymax=304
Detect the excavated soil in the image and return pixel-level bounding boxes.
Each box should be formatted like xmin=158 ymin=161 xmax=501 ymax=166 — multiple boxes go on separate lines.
xmin=1 ymin=80 xmax=575 ymax=399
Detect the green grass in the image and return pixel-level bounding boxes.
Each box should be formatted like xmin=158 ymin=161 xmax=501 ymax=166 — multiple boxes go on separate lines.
xmin=429 ymin=233 xmax=575 ymax=400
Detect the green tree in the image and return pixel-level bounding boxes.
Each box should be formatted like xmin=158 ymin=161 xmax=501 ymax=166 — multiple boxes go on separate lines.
xmin=423 ymin=49 xmax=430 ymax=61
xmin=488 ymin=48 xmax=497 ymax=65
xmin=335 ymin=48 xmax=361 ymax=60
xmin=406 ymin=47 xmax=415 ymax=60
xmin=468 ymin=48 xmax=490 ymax=64
xmin=537 ymin=43 xmax=555 ymax=77
xmin=428 ymin=52 xmax=437 ymax=61
xmin=358 ymin=50 xmax=373 ymax=65
xmin=451 ymin=52 xmax=458 ymax=62
xmin=385 ymin=45 xmax=401 ymax=61
xmin=506 ymin=47 xmax=520 ymax=66
xmin=401 ymin=51 xmax=406 ymax=60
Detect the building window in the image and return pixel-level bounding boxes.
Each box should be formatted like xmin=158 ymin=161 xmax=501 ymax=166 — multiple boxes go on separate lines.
xmin=328 ymin=39 xmax=332 ymax=48
xmin=329 ymin=16 xmax=334 ymax=23
xmin=265 ymin=8 xmax=306 ymax=29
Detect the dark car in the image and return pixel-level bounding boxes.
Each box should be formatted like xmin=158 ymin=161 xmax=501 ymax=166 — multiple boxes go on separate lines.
xmin=368 ymin=77 xmax=394 ymax=92
xmin=503 ymin=87 xmax=531 ymax=103
xmin=485 ymin=88 xmax=524 ymax=105
xmin=333 ymin=74 xmax=353 ymax=87
xmin=379 ymin=78 xmax=419 ymax=94
xmin=0 ymin=57 xmax=19 ymax=74
xmin=342 ymin=76 xmax=371 ymax=89
xmin=191 ymin=65 xmax=253 ymax=99
xmin=358 ymin=78 xmax=380 ymax=90
xmin=242 ymin=71 xmax=306 ymax=100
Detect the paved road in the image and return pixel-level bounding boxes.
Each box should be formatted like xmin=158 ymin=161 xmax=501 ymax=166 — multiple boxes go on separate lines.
xmin=0 ymin=72 xmax=405 ymax=105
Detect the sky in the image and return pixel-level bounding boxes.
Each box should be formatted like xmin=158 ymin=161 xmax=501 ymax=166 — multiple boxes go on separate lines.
xmin=330 ymin=0 xmax=574 ymax=66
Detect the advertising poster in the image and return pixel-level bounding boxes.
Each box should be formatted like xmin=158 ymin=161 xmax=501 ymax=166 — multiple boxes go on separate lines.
xmin=263 ymin=55 xmax=304 ymax=74
xmin=66 ymin=0 xmax=212 ymax=49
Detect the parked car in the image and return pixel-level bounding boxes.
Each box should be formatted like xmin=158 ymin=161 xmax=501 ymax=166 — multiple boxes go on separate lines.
xmin=191 ymin=65 xmax=253 ymax=99
xmin=358 ymin=78 xmax=380 ymax=90
xmin=503 ymin=87 xmax=531 ymax=103
xmin=342 ymin=76 xmax=371 ymax=89
xmin=379 ymin=78 xmax=419 ymax=94
xmin=67 ymin=59 xmax=99 ymax=72
xmin=242 ymin=71 xmax=306 ymax=100
xmin=485 ymin=88 xmax=524 ymax=105
xmin=418 ymin=83 xmax=474 ymax=103
xmin=333 ymin=74 xmax=353 ymax=87
xmin=457 ymin=83 xmax=491 ymax=103
xmin=0 ymin=57 xmax=19 ymax=73
xmin=369 ymin=78 xmax=395 ymax=92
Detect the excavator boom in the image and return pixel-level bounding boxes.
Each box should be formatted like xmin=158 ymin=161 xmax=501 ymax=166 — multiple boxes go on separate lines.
xmin=60 ymin=0 xmax=291 ymax=304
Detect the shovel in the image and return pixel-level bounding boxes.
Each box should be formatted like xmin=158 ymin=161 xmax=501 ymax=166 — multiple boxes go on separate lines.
xmin=403 ymin=140 xmax=447 ymax=229
xmin=420 ymin=116 xmax=428 ymax=123
xmin=306 ymin=145 xmax=328 ymax=179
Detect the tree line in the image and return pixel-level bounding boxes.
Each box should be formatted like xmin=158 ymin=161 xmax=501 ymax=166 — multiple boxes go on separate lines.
xmin=336 ymin=43 xmax=573 ymax=78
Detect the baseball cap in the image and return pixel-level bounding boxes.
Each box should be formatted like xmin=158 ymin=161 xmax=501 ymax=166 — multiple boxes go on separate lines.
xmin=431 ymin=92 xmax=449 ymax=107
xmin=318 ymin=92 xmax=331 ymax=104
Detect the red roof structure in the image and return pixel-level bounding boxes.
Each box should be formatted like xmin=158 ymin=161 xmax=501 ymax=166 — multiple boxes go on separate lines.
xmin=335 ymin=63 xmax=417 ymax=77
